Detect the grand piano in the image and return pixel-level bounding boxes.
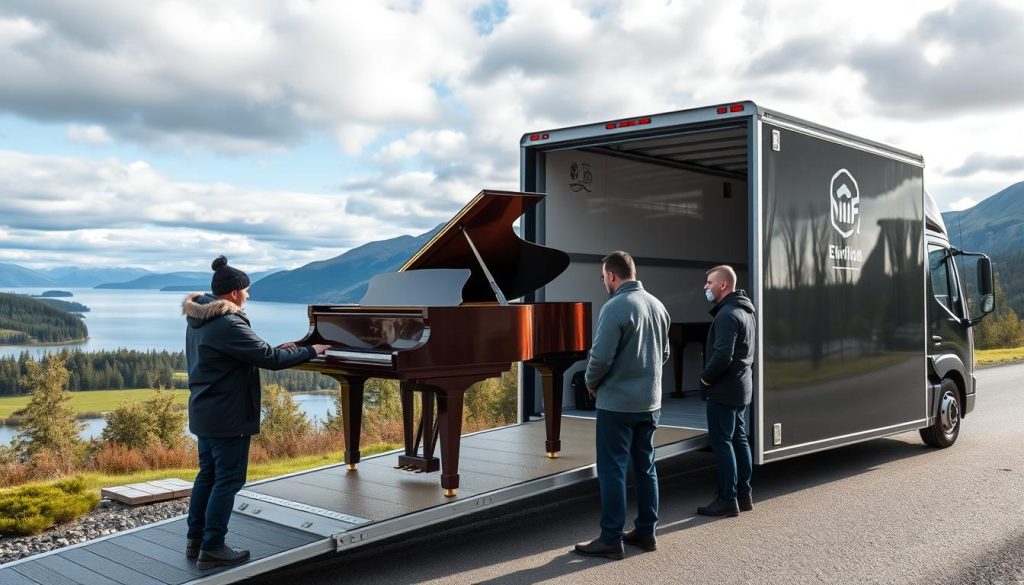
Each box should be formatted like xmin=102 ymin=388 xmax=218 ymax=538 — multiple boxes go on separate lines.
xmin=293 ymin=190 xmax=591 ymax=496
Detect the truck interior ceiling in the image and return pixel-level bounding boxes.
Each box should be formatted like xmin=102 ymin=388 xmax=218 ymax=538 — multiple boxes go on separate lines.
xmin=539 ymin=120 xmax=751 ymax=396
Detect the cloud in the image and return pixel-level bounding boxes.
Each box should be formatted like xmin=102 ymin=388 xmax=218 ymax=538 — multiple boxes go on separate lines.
xmin=67 ymin=124 xmax=112 ymax=145
xmin=0 ymin=1 xmax=479 ymax=153
xmin=0 ymin=150 xmax=444 ymax=270
xmin=948 ymin=197 xmax=977 ymax=211
xmin=850 ymin=0 xmax=1024 ymax=116
xmin=0 ymin=0 xmax=1021 ymax=269
xmin=949 ymin=153 xmax=1024 ymax=177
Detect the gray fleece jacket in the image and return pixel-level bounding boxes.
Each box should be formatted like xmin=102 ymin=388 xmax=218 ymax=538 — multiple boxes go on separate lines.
xmin=585 ymin=280 xmax=671 ymax=413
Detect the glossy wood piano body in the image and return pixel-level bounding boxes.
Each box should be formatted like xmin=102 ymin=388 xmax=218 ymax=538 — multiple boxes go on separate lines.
xmin=293 ymin=190 xmax=591 ymax=496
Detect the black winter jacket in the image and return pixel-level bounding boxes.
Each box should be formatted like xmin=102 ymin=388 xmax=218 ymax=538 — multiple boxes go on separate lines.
xmin=183 ymin=293 xmax=316 ymax=437
xmin=700 ymin=290 xmax=756 ymax=407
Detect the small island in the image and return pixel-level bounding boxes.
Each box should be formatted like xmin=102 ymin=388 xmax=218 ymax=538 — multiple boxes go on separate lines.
xmin=40 ymin=290 xmax=74 ymax=298
xmin=0 ymin=292 xmax=89 ymax=344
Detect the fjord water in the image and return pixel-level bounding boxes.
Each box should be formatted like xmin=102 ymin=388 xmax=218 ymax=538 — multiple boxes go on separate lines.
xmin=0 ymin=288 xmax=338 ymax=445
xmin=0 ymin=288 xmax=314 ymax=357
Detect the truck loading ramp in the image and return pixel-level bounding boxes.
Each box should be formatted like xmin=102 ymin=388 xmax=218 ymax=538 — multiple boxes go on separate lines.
xmin=0 ymin=409 xmax=708 ymax=585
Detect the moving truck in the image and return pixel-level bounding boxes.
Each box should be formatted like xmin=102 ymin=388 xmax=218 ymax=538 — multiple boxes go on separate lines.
xmin=520 ymin=101 xmax=995 ymax=461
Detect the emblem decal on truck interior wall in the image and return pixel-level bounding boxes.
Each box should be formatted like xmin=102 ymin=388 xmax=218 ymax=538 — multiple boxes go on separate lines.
xmin=569 ymin=162 xmax=593 ymax=192
xmin=830 ymin=168 xmax=860 ymax=238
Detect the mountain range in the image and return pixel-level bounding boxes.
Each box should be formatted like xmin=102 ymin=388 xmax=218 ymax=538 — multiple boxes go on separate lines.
xmin=941 ymin=181 xmax=1024 ymax=258
xmin=250 ymin=225 xmax=442 ymax=303
xmin=1 ymin=181 xmax=1019 ymax=303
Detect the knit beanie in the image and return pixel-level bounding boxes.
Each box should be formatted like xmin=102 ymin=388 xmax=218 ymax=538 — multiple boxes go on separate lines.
xmin=210 ymin=255 xmax=251 ymax=296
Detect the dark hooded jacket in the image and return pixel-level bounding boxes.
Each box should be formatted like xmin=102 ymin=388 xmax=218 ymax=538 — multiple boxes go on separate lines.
xmin=183 ymin=293 xmax=316 ymax=437
xmin=700 ymin=290 xmax=756 ymax=407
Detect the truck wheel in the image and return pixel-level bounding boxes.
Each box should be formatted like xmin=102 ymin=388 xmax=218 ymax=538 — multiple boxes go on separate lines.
xmin=920 ymin=378 xmax=961 ymax=448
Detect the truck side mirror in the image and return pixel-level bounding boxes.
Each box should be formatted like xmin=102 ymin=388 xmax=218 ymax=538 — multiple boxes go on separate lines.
xmin=977 ymin=255 xmax=995 ymax=316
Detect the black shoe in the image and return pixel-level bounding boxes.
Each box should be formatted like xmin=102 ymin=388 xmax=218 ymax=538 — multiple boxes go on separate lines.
xmin=573 ymin=538 xmax=625 ymax=560
xmin=697 ymin=497 xmax=740 ymax=517
xmin=738 ymin=492 xmax=754 ymax=512
xmin=197 ymin=545 xmax=250 ymax=570
xmin=185 ymin=538 xmax=201 ymax=560
xmin=622 ymin=529 xmax=657 ymax=552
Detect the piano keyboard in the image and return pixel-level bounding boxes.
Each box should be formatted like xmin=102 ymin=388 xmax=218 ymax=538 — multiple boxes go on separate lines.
xmin=325 ymin=349 xmax=395 ymax=364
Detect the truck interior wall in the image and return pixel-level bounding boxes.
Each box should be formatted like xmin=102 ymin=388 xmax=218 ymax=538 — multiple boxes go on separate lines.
xmin=538 ymin=148 xmax=749 ymax=407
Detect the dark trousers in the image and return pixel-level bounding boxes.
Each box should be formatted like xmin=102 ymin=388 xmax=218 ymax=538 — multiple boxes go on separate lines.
xmin=595 ymin=409 xmax=660 ymax=543
xmin=187 ymin=435 xmax=251 ymax=551
xmin=706 ymin=400 xmax=752 ymax=501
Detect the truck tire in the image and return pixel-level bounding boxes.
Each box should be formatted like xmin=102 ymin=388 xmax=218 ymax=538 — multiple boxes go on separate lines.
xmin=920 ymin=378 xmax=961 ymax=448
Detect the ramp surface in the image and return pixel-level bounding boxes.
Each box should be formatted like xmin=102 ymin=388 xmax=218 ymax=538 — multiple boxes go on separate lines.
xmin=0 ymin=417 xmax=707 ymax=585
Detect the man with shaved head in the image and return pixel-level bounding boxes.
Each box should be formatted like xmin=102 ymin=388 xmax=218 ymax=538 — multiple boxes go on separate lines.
xmin=698 ymin=264 xmax=756 ymax=518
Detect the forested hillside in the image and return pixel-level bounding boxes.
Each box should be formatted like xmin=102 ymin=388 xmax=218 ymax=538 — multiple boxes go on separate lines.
xmin=0 ymin=293 xmax=87 ymax=344
xmin=0 ymin=349 xmax=334 ymax=395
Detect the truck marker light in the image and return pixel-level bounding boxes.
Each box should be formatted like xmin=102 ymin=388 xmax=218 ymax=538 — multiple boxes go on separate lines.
xmin=528 ymin=133 xmax=550 ymax=141
xmin=717 ymin=104 xmax=746 ymax=114
xmin=604 ymin=118 xmax=653 ymax=130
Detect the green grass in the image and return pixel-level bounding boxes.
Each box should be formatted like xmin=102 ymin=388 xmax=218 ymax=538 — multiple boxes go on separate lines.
xmin=976 ymin=346 xmax=1024 ymax=366
xmin=0 ymin=389 xmax=190 ymax=420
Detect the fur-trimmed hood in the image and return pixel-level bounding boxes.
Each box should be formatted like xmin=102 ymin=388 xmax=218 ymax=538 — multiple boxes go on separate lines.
xmin=182 ymin=292 xmax=245 ymax=328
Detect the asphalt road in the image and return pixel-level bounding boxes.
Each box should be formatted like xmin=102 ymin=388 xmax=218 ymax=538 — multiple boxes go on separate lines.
xmin=244 ymin=363 xmax=1024 ymax=584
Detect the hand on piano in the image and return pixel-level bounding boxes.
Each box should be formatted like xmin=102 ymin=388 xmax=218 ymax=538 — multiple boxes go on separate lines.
xmin=311 ymin=344 xmax=331 ymax=356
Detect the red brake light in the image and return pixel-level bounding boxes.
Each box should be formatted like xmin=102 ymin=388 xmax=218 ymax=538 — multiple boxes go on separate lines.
xmin=529 ymin=133 xmax=551 ymax=142
xmin=719 ymin=103 xmax=746 ymax=114
xmin=717 ymin=107 xmax=728 ymax=114
xmin=730 ymin=104 xmax=745 ymax=113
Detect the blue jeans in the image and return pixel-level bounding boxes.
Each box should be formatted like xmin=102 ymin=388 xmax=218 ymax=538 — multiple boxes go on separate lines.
xmin=706 ymin=400 xmax=752 ymax=501
xmin=595 ymin=409 xmax=660 ymax=543
xmin=187 ymin=435 xmax=251 ymax=551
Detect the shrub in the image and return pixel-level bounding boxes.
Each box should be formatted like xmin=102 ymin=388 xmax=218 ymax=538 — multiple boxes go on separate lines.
xmin=256 ymin=384 xmax=311 ymax=451
xmin=29 ymin=447 xmax=81 ymax=480
xmin=101 ymin=400 xmax=157 ymax=449
xmin=13 ymin=355 xmax=82 ymax=458
xmin=141 ymin=437 xmax=197 ymax=469
xmin=0 ymin=461 xmax=31 ymax=488
xmin=147 ymin=387 xmax=188 ymax=447
xmin=0 ymin=475 xmax=99 ymax=536
xmin=93 ymin=442 xmax=148 ymax=475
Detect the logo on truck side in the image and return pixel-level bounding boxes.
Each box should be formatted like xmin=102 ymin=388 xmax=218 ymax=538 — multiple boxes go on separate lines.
xmin=830 ymin=169 xmax=860 ymax=239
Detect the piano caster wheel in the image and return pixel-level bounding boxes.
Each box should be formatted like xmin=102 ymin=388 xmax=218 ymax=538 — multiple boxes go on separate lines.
xmin=347 ymin=463 xmax=357 ymax=471
xmin=444 ymin=488 xmax=457 ymax=498
xmin=547 ymin=451 xmax=559 ymax=459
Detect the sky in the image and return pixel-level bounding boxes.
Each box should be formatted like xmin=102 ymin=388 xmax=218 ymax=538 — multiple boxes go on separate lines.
xmin=0 ymin=0 xmax=1021 ymax=272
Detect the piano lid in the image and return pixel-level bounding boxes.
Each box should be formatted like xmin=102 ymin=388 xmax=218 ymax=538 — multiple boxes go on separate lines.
xmin=401 ymin=190 xmax=570 ymax=303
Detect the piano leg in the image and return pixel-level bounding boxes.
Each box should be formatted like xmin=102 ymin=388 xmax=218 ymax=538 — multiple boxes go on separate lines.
xmin=526 ymin=358 xmax=576 ymax=458
xmin=328 ymin=375 xmax=365 ymax=471
xmin=434 ymin=385 xmax=465 ymax=498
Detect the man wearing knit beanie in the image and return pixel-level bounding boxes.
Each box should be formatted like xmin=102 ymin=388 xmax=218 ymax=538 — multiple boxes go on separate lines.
xmin=182 ymin=255 xmax=330 ymax=570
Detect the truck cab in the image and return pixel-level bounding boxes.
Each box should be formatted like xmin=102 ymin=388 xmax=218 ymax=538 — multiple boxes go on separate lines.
xmin=923 ymin=193 xmax=994 ymax=447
